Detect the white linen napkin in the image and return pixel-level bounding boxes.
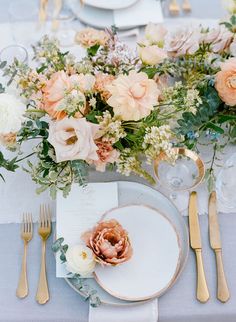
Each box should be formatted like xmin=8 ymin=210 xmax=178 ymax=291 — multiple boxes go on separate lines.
xmin=89 ymin=299 xmax=158 ymax=322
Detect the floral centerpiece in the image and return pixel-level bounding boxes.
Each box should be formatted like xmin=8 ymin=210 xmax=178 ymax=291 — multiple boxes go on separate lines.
xmin=0 ymin=13 xmax=236 ymax=197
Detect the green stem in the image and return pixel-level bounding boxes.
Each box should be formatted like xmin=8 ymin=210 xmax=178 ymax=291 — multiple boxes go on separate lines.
xmin=15 ymin=152 xmax=36 ymax=163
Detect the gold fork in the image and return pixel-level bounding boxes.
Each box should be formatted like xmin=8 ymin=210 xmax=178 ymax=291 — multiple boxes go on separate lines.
xmin=16 ymin=213 xmax=33 ymax=299
xmin=36 ymin=205 xmax=52 ymax=305
xmin=169 ymin=0 xmax=180 ymax=15
xmin=182 ymin=0 xmax=191 ymax=13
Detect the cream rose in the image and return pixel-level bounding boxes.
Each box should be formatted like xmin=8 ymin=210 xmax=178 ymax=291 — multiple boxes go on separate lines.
xmin=215 ymin=57 xmax=236 ymax=106
xmin=145 ymin=23 xmax=167 ymax=46
xmin=107 ymin=70 xmax=160 ymax=121
xmin=0 ymin=93 xmax=25 ymax=135
xmin=66 ymin=245 xmax=96 ymax=277
xmin=48 ymin=117 xmax=100 ymax=162
xmin=138 ymin=45 xmax=167 ymax=65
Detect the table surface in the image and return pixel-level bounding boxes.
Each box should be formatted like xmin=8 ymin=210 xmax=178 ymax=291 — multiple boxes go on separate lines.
xmin=1 ymin=214 xmax=236 ymax=322
xmin=0 ymin=0 xmax=235 ymax=321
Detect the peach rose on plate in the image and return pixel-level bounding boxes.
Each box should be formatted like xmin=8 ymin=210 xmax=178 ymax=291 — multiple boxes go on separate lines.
xmin=215 ymin=58 xmax=236 ymax=106
xmin=138 ymin=45 xmax=167 ymax=65
xmin=107 ymin=70 xmax=160 ymax=121
xmin=48 ymin=117 xmax=100 ymax=162
xmin=82 ymin=219 xmax=133 ymax=266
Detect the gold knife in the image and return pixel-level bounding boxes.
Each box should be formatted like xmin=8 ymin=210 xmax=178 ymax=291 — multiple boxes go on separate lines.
xmin=209 ymin=191 xmax=230 ymax=303
xmin=189 ymin=191 xmax=209 ymax=303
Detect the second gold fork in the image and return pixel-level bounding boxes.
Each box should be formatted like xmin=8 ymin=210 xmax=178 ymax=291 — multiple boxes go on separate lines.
xmin=36 ymin=205 xmax=52 ymax=305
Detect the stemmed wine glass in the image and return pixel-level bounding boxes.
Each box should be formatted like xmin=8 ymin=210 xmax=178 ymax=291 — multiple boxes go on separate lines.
xmin=153 ymin=147 xmax=205 ymax=201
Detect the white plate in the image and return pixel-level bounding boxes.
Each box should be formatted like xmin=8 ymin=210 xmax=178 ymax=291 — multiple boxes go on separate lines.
xmin=94 ymin=205 xmax=181 ymax=301
xmin=83 ymin=0 xmax=139 ymax=10
xmin=66 ymin=181 xmax=189 ymax=306
xmin=69 ymin=1 xmax=115 ymax=28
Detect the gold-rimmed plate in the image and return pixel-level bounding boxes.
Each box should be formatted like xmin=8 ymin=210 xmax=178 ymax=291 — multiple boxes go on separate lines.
xmin=65 ymin=181 xmax=189 ymax=306
xmin=94 ymin=204 xmax=181 ymax=301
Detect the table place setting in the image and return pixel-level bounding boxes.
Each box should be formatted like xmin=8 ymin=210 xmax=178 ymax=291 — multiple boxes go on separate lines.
xmin=0 ymin=0 xmax=236 ymax=321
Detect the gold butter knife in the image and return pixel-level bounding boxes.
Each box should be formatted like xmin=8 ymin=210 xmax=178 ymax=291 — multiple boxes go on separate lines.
xmin=209 ymin=191 xmax=230 ymax=303
xmin=189 ymin=191 xmax=209 ymax=303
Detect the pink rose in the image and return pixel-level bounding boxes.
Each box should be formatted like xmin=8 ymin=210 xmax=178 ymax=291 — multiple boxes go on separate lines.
xmin=48 ymin=117 xmax=100 ymax=162
xmin=82 ymin=219 xmax=133 ymax=266
xmin=215 ymin=58 xmax=236 ymax=106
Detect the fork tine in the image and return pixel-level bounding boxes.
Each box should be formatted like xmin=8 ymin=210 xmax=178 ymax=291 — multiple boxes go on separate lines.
xmin=26 ymin=213 xmax=29 ymax=233
xmin=46 ymin=205 xmax=51 ymax=228
xmin=30 ymin=213 xmax=33 ymax=233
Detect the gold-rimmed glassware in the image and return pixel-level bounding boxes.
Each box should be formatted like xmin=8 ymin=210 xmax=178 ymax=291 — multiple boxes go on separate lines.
xmin=153 ymin=147 xmax=205 ymax=199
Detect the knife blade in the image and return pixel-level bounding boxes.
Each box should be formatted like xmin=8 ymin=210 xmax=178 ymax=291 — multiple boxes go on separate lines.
xmin=209 ymin=191 xmax=221 ymax=249
xmin=189 ymin=191 xmax=202 ymax=249
xmin=208 ymin=191 xmax=230 ymax=303
xmin=189 ymin=191 xmax=209 ymax=303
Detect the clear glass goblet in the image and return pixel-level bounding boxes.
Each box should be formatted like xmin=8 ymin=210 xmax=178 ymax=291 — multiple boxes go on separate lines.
xmin=153 ymin=148 xmax=205 ymax=200
xmin=0 ymin=45 xmax=28 ymax=65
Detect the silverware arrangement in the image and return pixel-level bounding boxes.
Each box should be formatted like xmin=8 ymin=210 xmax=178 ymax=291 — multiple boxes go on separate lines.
xmin=188 ymin=191 xmax=230 ymax=303
xmin=16 ymin=205 xmax=52 ymax=304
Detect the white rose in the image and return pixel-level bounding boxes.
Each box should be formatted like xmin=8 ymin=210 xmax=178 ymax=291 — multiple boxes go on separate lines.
xmin=138 ymin=45 xmax=167 ymax=65
xmin=145 ymin=23 xmax=167 ymax=46
xmin=66 ymin=245 xmax=96 ymax=277
xmin=0 ymin=93 xmax=25 ymax=135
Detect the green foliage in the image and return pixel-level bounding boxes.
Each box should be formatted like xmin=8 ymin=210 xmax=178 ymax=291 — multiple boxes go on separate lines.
xmin=87 ymin=44 xmax=100 ymax=56
xmin=177 ymin=86 xmax=222 ymax=137
xmin=220 ymin=15 xmax=236 ymax=33
xmin=0 ymin=152 xmax=19 ymax=181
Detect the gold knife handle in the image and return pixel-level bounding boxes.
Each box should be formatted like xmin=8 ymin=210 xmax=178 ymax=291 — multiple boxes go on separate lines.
xmin=16 ymin=242 xmax=28 ymax=298
xmin=36 ymin=241 xmax=49 ymax=304
xmin=215 ymin=249 xmax=230 ymax=302
xmin=195 ymin=249 xmax=209 ymax=303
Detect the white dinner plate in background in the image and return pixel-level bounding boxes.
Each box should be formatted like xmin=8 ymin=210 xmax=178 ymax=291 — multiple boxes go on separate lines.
xmin=83 ymin=0 xmax=139 ymax=10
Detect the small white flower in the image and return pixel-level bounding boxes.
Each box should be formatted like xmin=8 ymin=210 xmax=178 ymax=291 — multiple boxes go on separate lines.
xmin=89 ymin=97 xmax=97 ymax=108
xmin=66 ymin=245 xmax=96 ymax=277
xmin=0 ymin=93 xmax=25 ymax=135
